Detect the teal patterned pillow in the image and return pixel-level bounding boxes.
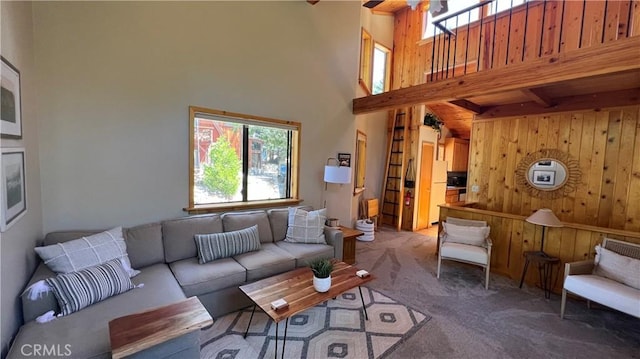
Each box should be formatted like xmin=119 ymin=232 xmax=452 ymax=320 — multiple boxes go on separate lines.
xmin=45 ymin=259 xmax=135 ymax=316
xmin=194 ymin=225 xmax=261 ymax=264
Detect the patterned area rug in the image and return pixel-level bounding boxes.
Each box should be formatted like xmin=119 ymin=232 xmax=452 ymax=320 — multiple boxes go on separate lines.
xmin=200 ymin=287 xmax=430 ymax=359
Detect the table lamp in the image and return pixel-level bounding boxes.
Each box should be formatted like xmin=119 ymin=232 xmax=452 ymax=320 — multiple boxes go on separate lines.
xmin=525 ymin=208 xmax=563 ymax=254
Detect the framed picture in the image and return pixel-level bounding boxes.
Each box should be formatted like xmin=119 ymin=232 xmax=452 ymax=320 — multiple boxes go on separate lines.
xmin=1 ymin=56 xmax=22 ymax=139
xmin=532 ymin=170 xmax=555 ymax=186
xmin=338 ymin=153 xmax=351 ymax=167
xmin=1 ymin=148 xmax=27 ymax=231
xmin=534 ymin=159 xmax=556 ymax=169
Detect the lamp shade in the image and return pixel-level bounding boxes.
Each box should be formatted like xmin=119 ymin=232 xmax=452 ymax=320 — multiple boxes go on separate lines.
xmin=324 ymin=165 xmax=351 ymax=184
xmin=526 ymin=208 xmax=563 ymax=227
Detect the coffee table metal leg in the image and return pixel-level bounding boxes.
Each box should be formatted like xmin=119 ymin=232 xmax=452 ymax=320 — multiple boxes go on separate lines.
xmin=275 ymin=321 xmax=279 ymax=359
xmin=281 ymin=318 xmax=289 ymax=359
xmin=358 ymin=286 xmax=368 ymax=320
xmin=244 ymin=305 xmax=256 ymax=338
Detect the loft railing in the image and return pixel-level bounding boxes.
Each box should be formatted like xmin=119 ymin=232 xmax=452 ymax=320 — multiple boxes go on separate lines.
xmin=428 ymin=0 xmax=637 ymax=82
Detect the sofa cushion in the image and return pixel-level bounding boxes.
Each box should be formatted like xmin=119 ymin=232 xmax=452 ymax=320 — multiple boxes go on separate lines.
xmin=268 ymin=206 xmax=314 ymax=242
xmin=195 ymin=225 xmax=261 ymax=263
xmin=594 ymin=245 xmax=640 ymax=290
xmin=284 ymin=207 xmax=327 ymax=244
xmin=124 ymin=222 xmax=165 ymax=268
xmin=564 ymin=274 xmax=640 ymax=318
xmin=162 ymin=214 xmax=223 ymax=263
xmin=34 ymin=227 xmax=139 ymax=277
xmin=45 ymin=259 xmax=135 ymax=316
xmin=275 ymin=241 xmax=334 ymax=267
xmin=232 ymin=243 xmax=296 ymax=281
xmin=441 ymin=242 xmax=489 ymax=265
xmin=443 ymin=222 xmax=490 ymax=246
xmin=8 ymin=263 xmax=186 ymax=358
xmin=169 ymin=257 xmax=246 ymax=297
xmin=222 ymin=211 xmax=273 ymax=243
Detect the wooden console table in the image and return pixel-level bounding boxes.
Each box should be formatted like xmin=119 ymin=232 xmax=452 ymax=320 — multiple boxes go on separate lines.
xmin=338 ymin=226 xmax=364 ymax=265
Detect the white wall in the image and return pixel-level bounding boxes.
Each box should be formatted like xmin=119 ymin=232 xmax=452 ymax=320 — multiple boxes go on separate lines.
xmin=0 ymin=2 xmax=44 ymax=356
xmin=350 ymin=8 xmax=394 ymax=225
xmin=33 ymin=1 xmax=362 ymax=232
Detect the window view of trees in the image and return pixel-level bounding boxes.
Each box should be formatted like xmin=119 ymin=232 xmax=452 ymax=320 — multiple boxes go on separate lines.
xmin=190 ymin=109 xmax=299 ymax=207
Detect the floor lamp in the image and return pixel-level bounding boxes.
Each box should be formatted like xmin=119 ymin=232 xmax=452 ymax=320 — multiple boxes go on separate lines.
xmin=323 ymin=158 xmax=351 ymax=222
xmin=525 ymin=208 xmax=563 ymax=255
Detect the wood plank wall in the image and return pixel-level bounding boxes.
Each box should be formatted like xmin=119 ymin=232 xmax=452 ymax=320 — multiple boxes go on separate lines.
xmin=467 ymin=106 xmax=640 ymax=232
xmin=392 ymin=0 xmax=640 ymax=89
xmin=439 ymin=204 xmax=640 ymax=293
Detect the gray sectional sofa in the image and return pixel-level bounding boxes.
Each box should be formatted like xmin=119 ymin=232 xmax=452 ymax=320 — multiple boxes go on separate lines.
xmin=7 ymin=207 xmax=344 ymax=359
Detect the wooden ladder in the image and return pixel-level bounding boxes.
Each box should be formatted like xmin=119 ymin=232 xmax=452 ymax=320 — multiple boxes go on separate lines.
xmin=380 ymin=110 xmax=409 ymax=231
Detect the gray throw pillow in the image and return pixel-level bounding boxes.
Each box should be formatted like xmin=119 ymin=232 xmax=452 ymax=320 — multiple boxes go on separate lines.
xmin=194 ymin=225 xmax=261 ymax=264
xmin=284 ymin=207 xmax=327 ymax=244
xmin=45 ymin=259 xmax=135 ymax=316
xmin=34 ymin=227 xmax=139 ymax=277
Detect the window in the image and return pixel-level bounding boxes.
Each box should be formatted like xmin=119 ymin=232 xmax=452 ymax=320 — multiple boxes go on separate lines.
xmin=189 ymin=106 xmax=300 ymax=211
xmin=423 ymin=0 xmax=528 ymax=39
xmin=487 ymin=0 xmax=527 ymax=15
xmin=359 ymin=28 xmax=373 ymax=94
xmin=423 ymin=0 xmax=479 ymax=39
xmin=371 ymin=42 xmax=391 ymax=95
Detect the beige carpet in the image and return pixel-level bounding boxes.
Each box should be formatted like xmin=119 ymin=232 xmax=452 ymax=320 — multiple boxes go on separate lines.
xmin=200 ymin=287 xmax=430 ymax=359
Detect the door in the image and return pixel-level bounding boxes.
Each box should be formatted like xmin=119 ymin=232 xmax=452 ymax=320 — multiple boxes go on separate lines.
xmin=417 ymin=142 xmax=434 ymax=229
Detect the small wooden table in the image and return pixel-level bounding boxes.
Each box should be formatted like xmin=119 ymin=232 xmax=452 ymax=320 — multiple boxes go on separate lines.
xmin=338 ymin=225 xmax=364 ymax=265
xmin=109 ymin=297 xmax=213 ymax=359
xmin=239 ymin=261 xmax=374 ymax=359
xmin=519 ymin=251 xmax=560 ymax=299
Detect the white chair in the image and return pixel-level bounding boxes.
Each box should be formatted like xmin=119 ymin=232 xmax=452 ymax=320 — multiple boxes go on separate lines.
xmin=561 ymin=238 xmax=640 ymax=319
xmin=437 ymin=217 xmax=492 ymax=290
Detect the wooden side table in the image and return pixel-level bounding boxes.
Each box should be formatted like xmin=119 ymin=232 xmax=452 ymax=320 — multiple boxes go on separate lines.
xmin=338 ymin=225 xmax=364 ymax=265
xmin=109 ymin=297 xmax=213 ymax=358
xmin=518 ymin=251 xmax=560 ymax=299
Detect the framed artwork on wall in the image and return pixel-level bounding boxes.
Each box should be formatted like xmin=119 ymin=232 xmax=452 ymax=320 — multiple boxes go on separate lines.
xmin=1 ymin=56 xmax=22 ymax=139
xmin=532 ymin=170 xmax=555 ymax=186
xmin=1 ymin=148 xmax=27 ymax=231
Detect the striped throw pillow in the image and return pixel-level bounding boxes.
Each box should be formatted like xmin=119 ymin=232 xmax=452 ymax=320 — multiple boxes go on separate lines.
xmin=194 ymin=225 xmax=261 ymax=264
xmin=284 ymin=207 xmax=327 ymax=244
xmin=45 ymin=259 xmax=135 ymax=316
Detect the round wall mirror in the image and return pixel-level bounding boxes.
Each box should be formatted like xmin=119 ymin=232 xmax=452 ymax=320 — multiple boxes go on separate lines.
xmin=526 ymin=159 xmax=568 ymax=191
xmin=515 ymin=149 xmax=581 ymax=199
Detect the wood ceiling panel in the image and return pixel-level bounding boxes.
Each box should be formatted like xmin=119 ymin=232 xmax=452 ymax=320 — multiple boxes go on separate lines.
xmin=428 ymin=103 xmax=473 ymax=140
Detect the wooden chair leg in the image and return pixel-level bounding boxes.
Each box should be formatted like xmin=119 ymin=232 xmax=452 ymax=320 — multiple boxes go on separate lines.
xmin=437 ymin=255 xmax=441 ymax=279
xmin=560 ymin=289 xmax=567 ymax=319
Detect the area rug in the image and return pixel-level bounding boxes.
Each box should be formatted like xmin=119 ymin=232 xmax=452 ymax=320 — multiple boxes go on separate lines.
xmin=200 ymin=287 xmax=430 ymax=359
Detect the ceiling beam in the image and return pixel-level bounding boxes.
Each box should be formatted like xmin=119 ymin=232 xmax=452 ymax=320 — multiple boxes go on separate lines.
xmin=448 ymin=99 xmax=484 ymax=114
xmin=476 ymin=88 xmax=640 ymax=120
xmin=521 ymin=88 xmax=555 ymax=107
xmin=352 ymin=36 xmax=640 ymax=114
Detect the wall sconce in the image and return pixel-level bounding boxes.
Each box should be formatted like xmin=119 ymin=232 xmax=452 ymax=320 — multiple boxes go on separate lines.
xmin=324 ymin=158 xmax=351 ymax=184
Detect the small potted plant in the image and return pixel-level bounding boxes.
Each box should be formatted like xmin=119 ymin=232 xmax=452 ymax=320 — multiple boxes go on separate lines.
xmin=309 ymin=258 xmax=333 ymax=292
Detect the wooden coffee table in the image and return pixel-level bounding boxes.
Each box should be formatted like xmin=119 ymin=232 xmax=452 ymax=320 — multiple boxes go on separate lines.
xmin=109 ymin=297 xmax=213 ymax=359
xmin=239 ymin=261 xmax=375 ymax=359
